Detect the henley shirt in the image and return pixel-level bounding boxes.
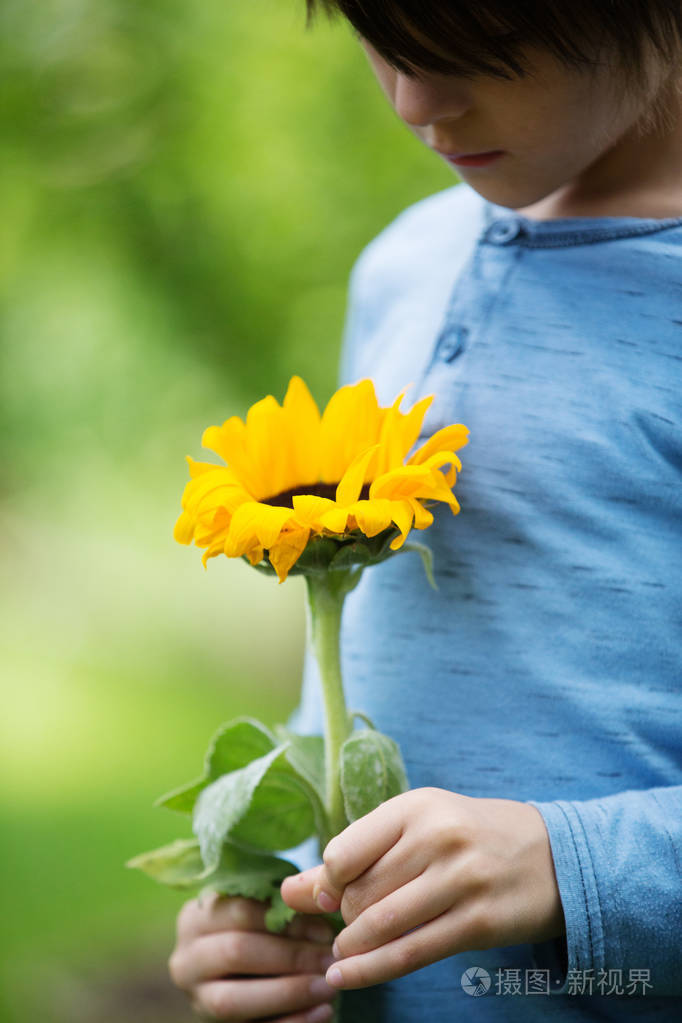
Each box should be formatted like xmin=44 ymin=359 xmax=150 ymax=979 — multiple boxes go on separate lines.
xmin=285 ymin=181 xmax=682 ymax=1021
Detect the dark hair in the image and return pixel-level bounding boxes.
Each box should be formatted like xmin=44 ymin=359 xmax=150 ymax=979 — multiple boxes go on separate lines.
xmin=304 ymin=1 xmax=682 ymax=84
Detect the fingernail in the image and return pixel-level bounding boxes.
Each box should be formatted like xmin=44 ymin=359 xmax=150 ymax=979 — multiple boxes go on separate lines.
xmin=326 ymin=965 xmax=344 ymax=988
xmin=309 ymin=976 xmax=336 ymax=999
xmin=332 ymin=939 xmax=340 ymax=959
xmin=315 ymin=890 xmax=339 ymax=912
xmin=307 ymin=1004 xmax=333 ymax=1022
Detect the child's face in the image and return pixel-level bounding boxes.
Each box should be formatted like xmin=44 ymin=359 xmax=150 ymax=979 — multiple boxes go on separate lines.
xmin=359 ymin=36 xmax=676 ymax=213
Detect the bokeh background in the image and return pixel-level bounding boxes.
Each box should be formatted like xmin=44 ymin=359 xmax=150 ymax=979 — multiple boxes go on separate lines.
xmin=0 ymin=1 xmax=454 ymax=1019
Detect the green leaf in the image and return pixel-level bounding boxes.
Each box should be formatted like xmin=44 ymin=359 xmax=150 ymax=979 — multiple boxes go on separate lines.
xmin=154 ymin=776 xmax=208 ymax=814
xmin=229 ymin=767 xmax=317 ymax=852
xmin=205 ymin=717 xmax=277 ymax=778
xmin=401 ymin=540 xmax=438 ymax=590
xmin=194 ymin=743 xmax=322 ymax=871
xmin=265 ymin=886 xmax=297 ymax=932
xmin=339 ymin=729 xmax=410 ymax=822
xmin=125 ymin=838 xmax=209 ymax=887
xmin=194 ymin=745 xmax=290 ymax=873
xmin=126 ymin=837 xmax=300 ymax=928
xmin=153 ymin=717 xmax=277 ymax=815
xmin=273 ymin=726 xmax=330 ymax=844
xmin=196 ymin=846 xmax=299 ymax=908
xmin=273 ymin=727 xmax=325 ymax=797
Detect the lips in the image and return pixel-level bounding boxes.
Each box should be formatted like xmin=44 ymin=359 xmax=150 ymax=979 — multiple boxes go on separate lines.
xmin=435 ymin=149 xmax=505 ymax=168
xmin=434 ymin=147 xmax=500 ymax=158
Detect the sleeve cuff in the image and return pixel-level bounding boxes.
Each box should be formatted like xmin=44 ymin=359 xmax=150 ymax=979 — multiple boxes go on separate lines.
xmin=527 ymin=799 xmax=606 ymax=995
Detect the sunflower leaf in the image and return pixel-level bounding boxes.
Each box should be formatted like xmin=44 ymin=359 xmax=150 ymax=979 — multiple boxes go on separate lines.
xmin=154 ymin=718 xmax=277 ymax=815
xmin=273 ymin=727 xmax=330 ymax=841
xmin=154 ymin=776 xmax=208 ymax=814
xmin=194 ymin=745 xmax=288 ymax=873
xmin=265 ymin=886 xmax=298 ymax=932
xmin=125 ymin=837 xmax=300 ymax=931
xmin=205 ymin=717 xmax=277 ymax=778
xmin=339 ymin=729 xmax=410 ymax=822
xmin=125 ymin=838 xmax=209 ymax=887
xmin=272 ymin=727 xmax=325 ymax=796
xmin=194 ymin=743 xmax=322 ymax=872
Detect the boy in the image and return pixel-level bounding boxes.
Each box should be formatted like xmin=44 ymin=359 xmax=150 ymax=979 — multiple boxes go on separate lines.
xmin=169 ymin=3 xmax=682 ymax=1020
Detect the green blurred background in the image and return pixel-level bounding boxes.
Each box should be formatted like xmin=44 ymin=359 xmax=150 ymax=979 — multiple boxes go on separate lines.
xmin=0 ymin=1 xmax=454 ymax=1019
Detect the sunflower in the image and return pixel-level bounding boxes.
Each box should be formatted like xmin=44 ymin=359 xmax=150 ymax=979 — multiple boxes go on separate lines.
xmin=174 ymin=376 xmax=469 ymax=582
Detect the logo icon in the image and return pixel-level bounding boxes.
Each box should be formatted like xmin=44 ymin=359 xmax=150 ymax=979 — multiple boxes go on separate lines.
xmin=461 ymin=966 xmax=491 ymax=997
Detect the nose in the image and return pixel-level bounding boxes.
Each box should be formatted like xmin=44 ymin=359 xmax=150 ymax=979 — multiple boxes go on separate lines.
xmin=393 ymin=70 xmax=472 ymax=126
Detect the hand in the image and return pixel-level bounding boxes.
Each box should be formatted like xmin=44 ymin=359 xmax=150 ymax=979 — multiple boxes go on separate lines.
xmin=168 ymin=892 xmax=340 ymax=1021
xmin=280 ymin=787 xmax=565 ymax=990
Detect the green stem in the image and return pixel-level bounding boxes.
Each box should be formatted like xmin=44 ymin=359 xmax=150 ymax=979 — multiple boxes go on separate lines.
xmin=304 ymin=573 xmax=354 ymax=840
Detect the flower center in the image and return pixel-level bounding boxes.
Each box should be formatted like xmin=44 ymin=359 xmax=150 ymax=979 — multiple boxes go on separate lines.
xmin=263 ymin=482 xmax=371 ymax=508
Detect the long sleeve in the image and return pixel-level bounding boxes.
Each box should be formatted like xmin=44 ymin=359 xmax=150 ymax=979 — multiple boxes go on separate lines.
xmin=530 ymin=785 xmax=682 ymax=996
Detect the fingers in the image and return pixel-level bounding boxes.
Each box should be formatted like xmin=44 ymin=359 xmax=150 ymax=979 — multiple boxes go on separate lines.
xmin=191 ymin=972 xmax=338 ymax=1020
xmin=171 ymin=895 xmax=340 ymax=1020
xmin=176 ymin=893 xmax=336 ymax=942
xmin=332 ymin=869 xmax=449 ymax=960
xmin=170 ymin=929 xmax=337 ymax=989
xmin=281 ymin=867 xmax=341 ymax=915
xmin=322 ymin=797 xmax=403 ymax=890
xmin=323 ymin=898 xmax=488 ymax=990
xmin=177 ymin=895 xmax=269 ymax=942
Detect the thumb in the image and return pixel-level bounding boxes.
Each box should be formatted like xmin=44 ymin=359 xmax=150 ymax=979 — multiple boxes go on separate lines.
xmin=281 ymin=864 xmax=340 ymax=913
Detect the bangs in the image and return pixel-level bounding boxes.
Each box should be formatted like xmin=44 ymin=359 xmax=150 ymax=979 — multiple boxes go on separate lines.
xmin=306 ymin=1 xmax=682 ymax=83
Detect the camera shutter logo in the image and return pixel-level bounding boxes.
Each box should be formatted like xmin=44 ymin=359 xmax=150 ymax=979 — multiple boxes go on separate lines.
xmin=461 ymin=966 xmax=492 ymax=997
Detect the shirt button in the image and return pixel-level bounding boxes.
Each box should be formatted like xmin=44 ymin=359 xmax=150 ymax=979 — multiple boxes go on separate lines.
xmin=438 ymin=326 xmax=469 ymax=362
xmin=486 ymin=218 xmax=523 ymax=244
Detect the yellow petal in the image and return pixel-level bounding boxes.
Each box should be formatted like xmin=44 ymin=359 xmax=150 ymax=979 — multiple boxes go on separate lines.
xmin=409 ymin=424 xmax=469 ymax=465
xmin=180 ymin=466 xmax=230 ymax=508
xmin=399 ymin=395 xmax=434 ymax=459
xmin=225 ymin=502 xmax=293 ymax=557
xmin=389 ymin=499 xmax=415 ymax=550
xmin=201 ymin=539 xmax=228 ymax=568
xmin=319 ymin=379 xmax=384 ymax=483
xmin=348 ymin=498 xmax=393 ymax=537
xmin=174 ymin=510 xmax=195 ymax=544
xmin=335 ymin=444 xmax=380 ymax=507
xmin=370 ymin=465 xmax=435 ymax=501
xmin=319 ymin=505 xmax=351 ymax=534
xmin=244 ymin=395 xmax=289 ymax=500
xmin=292 ymin=494 xmax=336 ymax=527
xmin=195 ymin=484 xmax=252 ymax=519
xmin=202 ymin=417 xmax=263 ymax=497
xmin=187 ymin=455 xmax=222 ymax=479
xmin=283 ymin=376 xmax=321 ymax=487
xmin=422 ymin=450 xmax=463 ymax=475
xmin=244 ymin=541 xmax=265 ymax=566
xmin=195 ymin=516 xmax=230 ymax=547
xmin=419 ymin=472 xmax=462 ymax=508
xmin=374 ymin=390 xmax=409 ymax=476
xmin=409 ymin=498 xmax=434 ymax=530
xmin=269 ymin=526 xmax=310 ymax=583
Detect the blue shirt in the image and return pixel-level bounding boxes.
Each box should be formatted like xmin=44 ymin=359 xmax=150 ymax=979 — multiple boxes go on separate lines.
xmin=286 ymin=182 xmax=682 ymax=1020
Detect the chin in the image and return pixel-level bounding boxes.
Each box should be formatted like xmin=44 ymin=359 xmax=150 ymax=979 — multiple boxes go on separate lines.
xmin=458 ymin=174 xmax=559 ymax=212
